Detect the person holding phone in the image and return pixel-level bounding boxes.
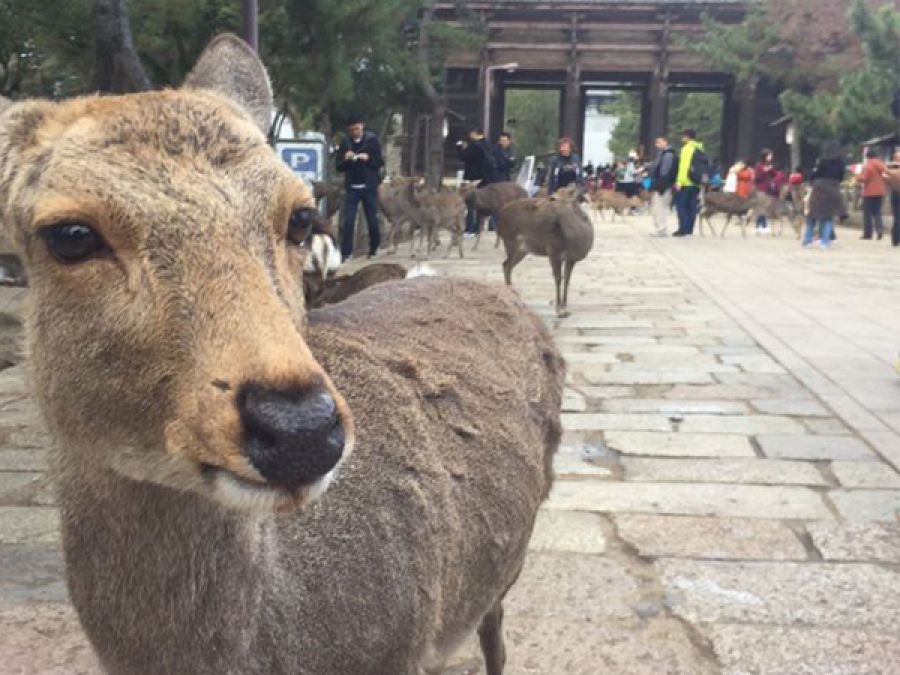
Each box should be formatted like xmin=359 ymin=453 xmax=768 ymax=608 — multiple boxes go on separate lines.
xmin=335 ymin=115 xmax=384 ymax=260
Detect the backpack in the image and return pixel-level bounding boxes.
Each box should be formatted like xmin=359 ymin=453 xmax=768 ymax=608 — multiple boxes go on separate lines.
xmin=688 ymin=148 xmax=710 ymax=185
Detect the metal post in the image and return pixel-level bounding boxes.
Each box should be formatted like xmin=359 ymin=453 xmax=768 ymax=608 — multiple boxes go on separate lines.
xmin=242 ymin=0 xmax=259 ymax=52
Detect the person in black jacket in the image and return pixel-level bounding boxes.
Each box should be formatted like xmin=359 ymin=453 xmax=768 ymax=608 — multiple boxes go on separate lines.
xmin=548 ymin=137 xmax=583 ymax=194
xmin=335 ymin=116 xmax=384 ymax=260
xmin=457 ymin=126 xmax=496 ymax=235
xmin=803 ymin=141 xmax=845 ymax=249
xmin=649 ymin=137 xmax=676 ymax=237
xmin=494 ymin=132 xmax=516 ymax=182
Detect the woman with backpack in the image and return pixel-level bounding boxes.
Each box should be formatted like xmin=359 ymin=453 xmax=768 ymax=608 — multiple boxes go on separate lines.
xmin=753 ymin=149 xmax=778 ymax=233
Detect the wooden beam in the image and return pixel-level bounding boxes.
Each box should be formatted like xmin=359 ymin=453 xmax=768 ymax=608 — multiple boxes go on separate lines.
xmin=449 ymin=20 xmax=707 ymax=32
xmin=486 ymin=42 xmax=688 ymax=53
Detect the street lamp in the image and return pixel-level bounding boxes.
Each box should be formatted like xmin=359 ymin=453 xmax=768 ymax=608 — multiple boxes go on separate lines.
xmin=484 ymin=62 xmax=518 ymax=136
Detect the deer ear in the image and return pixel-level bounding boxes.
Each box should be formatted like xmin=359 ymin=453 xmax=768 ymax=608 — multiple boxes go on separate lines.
xmin=184 ymin=35 xmax=273 ymax=137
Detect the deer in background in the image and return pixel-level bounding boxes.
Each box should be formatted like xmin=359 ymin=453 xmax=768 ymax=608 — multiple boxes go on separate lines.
xmin=463 ymin=181 xmax=528 ymax=250
xmin=0 ymin=35 xmax=564 ymax=675
xmin=498 ymin=187 xmax=595 ymax=318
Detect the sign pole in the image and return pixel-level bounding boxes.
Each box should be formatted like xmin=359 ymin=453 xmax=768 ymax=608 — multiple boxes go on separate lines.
xmin=242 ymin=0 xmax=259 ymax=53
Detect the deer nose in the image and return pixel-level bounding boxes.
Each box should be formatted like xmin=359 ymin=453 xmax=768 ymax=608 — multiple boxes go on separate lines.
xmin=239 ymin=384 xmax=345 ymax=489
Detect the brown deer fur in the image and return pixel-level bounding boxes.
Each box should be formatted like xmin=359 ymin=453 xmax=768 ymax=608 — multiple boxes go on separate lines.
xmin=0 ymin=35 xmax=564 ymax=675
xmin=305 ymin=262 xmax=408 ymax=309
xmin=498 ymin=189 xmax=595 ymax=318
xmin=463 ymin=182 xmax=528 ymax=250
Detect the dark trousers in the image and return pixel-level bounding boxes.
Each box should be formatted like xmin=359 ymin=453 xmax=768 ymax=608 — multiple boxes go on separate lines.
xmin=891 ymin=191 xmax=900 ymax=247
xmin=674 ymin=186 xmax=700 ymax=235
xmin=342 ymin=187 xmax=380 ymax=260
xmin=862 ymin=195 xmax=884 ymax=239
xmin=466 ymin=204 xmax=478 ymax=234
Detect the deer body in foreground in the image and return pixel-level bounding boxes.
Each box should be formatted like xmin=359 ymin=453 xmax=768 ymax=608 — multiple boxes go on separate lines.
xmin=498 ymin=189 xmax=595 ymax=318
xmin=0 ymin=35 xmax=564 ymax=675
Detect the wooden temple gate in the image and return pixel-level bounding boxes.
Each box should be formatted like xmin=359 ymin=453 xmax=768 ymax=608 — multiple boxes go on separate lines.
xmin=435 ymin=0 xmax=787 ymax=172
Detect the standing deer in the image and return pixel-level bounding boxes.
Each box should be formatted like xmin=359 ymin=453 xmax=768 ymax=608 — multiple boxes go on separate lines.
xmin=0 ymin=35 xmax=564 ymax=675
xmin=498 ymin=187 xmax=595 ymax=318
xmin=463 ymin=182 xmax=528 ymax=250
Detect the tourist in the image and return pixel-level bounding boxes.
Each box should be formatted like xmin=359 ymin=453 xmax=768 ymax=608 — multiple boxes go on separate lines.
xmin=547 ymin=137 xmax=583 ymax=194
xmin=888 ymin=149 xmax=900 ymax=247
xmin=856 ymin=148 xmax=887 ymax=241
xmin=457 ymin=126 xmax=495 ymax=234
xmin=618 ymin=151 xmax=641 ymax=199
xmin=600 ymin=165 xmax=616 ymax=191
xmin=648 ymin=136 xmax=676 ymax=237
xmin=672 ymin=129 xmax=705 ymax=237
xmin=494 ymin=131 xmax=516 ymax=182
xmin=803 ymin=141 xmax=845 ymax=250
xmin=335 ymin=115 xmax=384 ymax=261
xmin=753 ymin=149 xmax=777 ymax=233
xmin=736 ymin=161 xmax=755 ymax=198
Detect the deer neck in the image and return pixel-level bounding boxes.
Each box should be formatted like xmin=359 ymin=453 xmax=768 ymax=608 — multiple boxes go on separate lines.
xmin=56 ymin=458 xmax=275 ymax=674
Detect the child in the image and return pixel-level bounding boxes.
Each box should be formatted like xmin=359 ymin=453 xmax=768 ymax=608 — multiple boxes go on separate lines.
xmin=736 ymin=161 xmax=755 ymax=198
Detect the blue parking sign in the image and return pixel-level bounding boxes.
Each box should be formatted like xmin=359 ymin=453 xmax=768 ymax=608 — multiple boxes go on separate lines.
xmin=276 ymin=141 xmax=326 ymax=183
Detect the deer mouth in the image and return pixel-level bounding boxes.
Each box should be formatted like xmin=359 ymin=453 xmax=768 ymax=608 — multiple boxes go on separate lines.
xmin=198 ymin=459 xmax=343 ymax=513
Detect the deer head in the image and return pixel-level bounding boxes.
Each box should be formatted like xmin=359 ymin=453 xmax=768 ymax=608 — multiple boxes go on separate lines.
xmin=0 ymin=36 xmax=354 ymax=513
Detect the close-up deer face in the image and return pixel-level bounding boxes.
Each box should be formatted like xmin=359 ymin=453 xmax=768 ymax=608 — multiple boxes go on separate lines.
xmin=0 ymin=37 xmax=353 ymax=513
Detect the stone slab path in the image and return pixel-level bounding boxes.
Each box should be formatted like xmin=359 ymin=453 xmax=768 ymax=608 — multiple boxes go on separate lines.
xmin=1 ymin=213 xmax=899 ymax=674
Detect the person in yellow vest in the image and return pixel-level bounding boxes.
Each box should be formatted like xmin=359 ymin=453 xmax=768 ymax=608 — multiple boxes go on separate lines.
xmin=673 ymin=129 xmax=706 ymax=237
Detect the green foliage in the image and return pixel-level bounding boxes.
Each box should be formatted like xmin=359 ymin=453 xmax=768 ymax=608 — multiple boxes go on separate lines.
xmin=504 ymin=89 xmax=560 ymax=159
xmin=668 ymin=92 xmax=723 ymax=161
xmin=685 ymin=11 xmax=778 ymax=87
xmin=782 ymin=1 xmax=899 ymax=147
xmin=601 ymin=91 xmax=640 ymax=159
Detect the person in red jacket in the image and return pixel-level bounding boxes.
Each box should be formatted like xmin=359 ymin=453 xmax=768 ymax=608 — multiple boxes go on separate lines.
xmin=856 ymin=148 xmax=887 ymax=240
xmin=753 ymin=149 xmax=777 ymax=232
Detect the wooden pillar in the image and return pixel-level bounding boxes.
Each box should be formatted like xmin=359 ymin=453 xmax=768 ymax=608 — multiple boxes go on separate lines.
xmin=648 ymin=74 xmax=668 ymax=145
xmin=562 ymin=12 xmax=581 ymax=142
xmin=720 ymin=90 xmax=739 ymax=166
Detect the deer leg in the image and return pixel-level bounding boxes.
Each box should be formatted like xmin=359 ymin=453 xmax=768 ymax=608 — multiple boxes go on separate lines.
xmin=473 ymin=214 xmax=483 ymax=251
xmin=478 ymin=601 xmax=507 ymax=675
xmin=551 ymin=256 xmax=564 ymax=317
xmin=560 ymin=260 xmax=576 ymax=318
xmin=502 ymin=243 xmax=527 ymax=286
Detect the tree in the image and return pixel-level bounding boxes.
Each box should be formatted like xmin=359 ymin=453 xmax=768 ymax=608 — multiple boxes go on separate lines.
xmin=602 ymin=92 xmax=640 ymax=160
xmin=505 ymin=89 xmax=559 ymax=160
xmin=93 ymin=0 xmax=152 ymax=92
xmin=668 ymin=92 xmax=722 ymax=161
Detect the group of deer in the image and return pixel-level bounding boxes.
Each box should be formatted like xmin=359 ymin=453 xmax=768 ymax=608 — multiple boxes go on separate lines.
xmin=699 ymin=184 xmax=807 ymax=239
xmin=0 ymin=35 xmax=568 ymax=675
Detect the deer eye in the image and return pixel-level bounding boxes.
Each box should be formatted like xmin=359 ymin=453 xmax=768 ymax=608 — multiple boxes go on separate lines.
xmin=42 ymin=221 xmax=108 ymax=264
xmin=287 ymin=208 xmax=314 ymax=247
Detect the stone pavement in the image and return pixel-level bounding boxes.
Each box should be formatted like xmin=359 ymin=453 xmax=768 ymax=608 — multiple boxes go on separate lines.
xmin=1 ymin=213 xmax=900 ymax=674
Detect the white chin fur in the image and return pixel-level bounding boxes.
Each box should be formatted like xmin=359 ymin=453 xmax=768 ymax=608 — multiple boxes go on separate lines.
xmin=303 ymin=234 xmax=342 ymax=279
xmin=211 ymin=467 xmax=338 ymax=512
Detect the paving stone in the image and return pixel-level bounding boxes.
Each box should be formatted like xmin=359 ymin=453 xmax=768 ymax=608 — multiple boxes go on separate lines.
xmin=678 ymin=415 xmax=804 ymax=435
xmin=0 ymin=507 xmax=59 ymax=544
xmin=829 ymin=490 xmax=900 ymax=522
xmin=0 ymin=603 xmax=101 ymax=675
xmin=758 ymin=435 xmax=876 ymax=461
xmin=561 ymin=389 xmax=586 ymax=412
xmin=553 ymin=452 xmax=612 ymax=478
xmin=805 ymin=418 xmax=854 ymax=436
xmin=605 ymin=432 xmax=756 ymax=458
xmin=751 ymin=398 xmax=830 ymax=417
xmin=831 ymin=461 xmax=900 ymax=488
xmin=710 ymin=625 xmax=900 ymax=675
xmin=609 ymin=362 xmax=739 ymax=374
xmin=807 ymin=522 xmax=900 ymax=563
xmin=622 ymin=457 xmax=827 ymax=486
xmin=547 ymin=482 xmax=832 ymax=520
xmin=0 ymin=447 xmax=49 ymax=471
xmin=617 ymin=515 xmax=807 ymax=561
xmin=528 ymin=511 xmax=607 ymax=554
xmin=721 ymin=354 xmax=787 ymax=374
xmin=506 ymin=552 xmax=639 ymax=621
xmin=625 ymin=353 xmax=721 ymax=366
xmin=659 ymin=559 xmax=900 ymax=629
xmin=0 ymin=544 xmax=68 ymax=603
xmin=503 ymin=617 xmax=716 ymax=675
xmin=583 ymin=371 xmax=714 ymax=386
xmin=579 ymin=386 xmax=635 ymax=399
xmin=665 ymin=383 xmax=805 ymax=401
xmin=559 ymin=353 xmax=618 ymax=366
xmin=562 ymin=413 xmax=672 ymax=432
xmin=602 ymin=399 xmax=748 ymax=415
xmin=0 ymin=472 xmax=42 ymax=498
